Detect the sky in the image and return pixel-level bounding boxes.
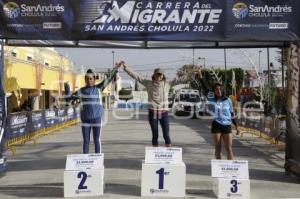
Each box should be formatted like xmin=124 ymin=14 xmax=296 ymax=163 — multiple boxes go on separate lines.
xmin=55 ymin=47 xmax=281 ymax=82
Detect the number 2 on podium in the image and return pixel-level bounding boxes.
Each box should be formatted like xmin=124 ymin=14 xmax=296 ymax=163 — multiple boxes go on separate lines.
xmin=77 ymin=171 xmax=88 ymax=190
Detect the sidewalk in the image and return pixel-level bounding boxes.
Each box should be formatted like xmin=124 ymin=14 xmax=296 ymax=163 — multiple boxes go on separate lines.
xmin=0 ymin=110 xmax=299 ymax=199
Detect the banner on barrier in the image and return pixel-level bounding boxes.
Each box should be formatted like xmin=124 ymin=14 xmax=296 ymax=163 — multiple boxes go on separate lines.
xmin=66 ymin=107 xmax=75 ymax=121
xmin=45 ymin=109 xmax=58 ymax=127
xmin=57 ymin=108 xmax=66 ymax=123
xmin=7 ymin=112 xmax=29 ymax=138
xmin=30 ymin=110 xmax=45 ymax=132
xmin=0 ymin=0 xmax=300 ymax=41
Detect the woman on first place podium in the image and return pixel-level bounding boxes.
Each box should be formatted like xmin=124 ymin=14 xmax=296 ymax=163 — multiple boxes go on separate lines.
xmin=65 ymin=62 xmax=122 ymax=154
xmin=121 ymin=61 xmax=186 ymax=148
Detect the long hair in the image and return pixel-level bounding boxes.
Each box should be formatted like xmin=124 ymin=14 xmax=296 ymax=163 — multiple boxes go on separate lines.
xmin=213 ymin=83 xmax=227 ymax=100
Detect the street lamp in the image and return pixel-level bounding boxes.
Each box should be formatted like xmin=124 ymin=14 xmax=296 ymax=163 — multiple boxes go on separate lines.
xmin=258 ymin=50 xmax=262 ymax=75
xmin=111 ymin=50 xmax=115 ymax=67
xmin=198 ymin=57 xmax=206 ymax=68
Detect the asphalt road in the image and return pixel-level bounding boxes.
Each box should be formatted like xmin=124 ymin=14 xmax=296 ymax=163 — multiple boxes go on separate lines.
xmin=0 ymin=109 xmax=299 ymax=199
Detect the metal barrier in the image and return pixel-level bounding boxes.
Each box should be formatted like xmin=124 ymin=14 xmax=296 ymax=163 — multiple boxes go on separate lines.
xmin=238 ymin=109 xmax=286 ymax=150
xmin=5 ymin=106 xmax=80 ymax=155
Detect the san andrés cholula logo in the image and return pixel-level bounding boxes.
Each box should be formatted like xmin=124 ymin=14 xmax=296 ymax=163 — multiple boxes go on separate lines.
xmin=3 ymin=2 xmax=65 ymax=18
xmin=3 ymin=2 xmax=20 ymax=19
xmin=232 ymin=2 xmax=292 ymax=19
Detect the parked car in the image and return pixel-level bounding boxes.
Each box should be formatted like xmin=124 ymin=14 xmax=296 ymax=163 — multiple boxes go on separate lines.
xmin=172 ymin=89 xmax=206 ymax=117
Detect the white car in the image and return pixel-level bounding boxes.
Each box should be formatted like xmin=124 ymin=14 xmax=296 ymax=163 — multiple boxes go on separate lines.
xmin=172 ymin=89 xmax=206 ymax=117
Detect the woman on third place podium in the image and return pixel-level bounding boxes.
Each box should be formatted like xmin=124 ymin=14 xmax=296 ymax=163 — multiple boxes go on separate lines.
xmin=196 ymin=68 xmax=240 ymax=160
xmin=122 ymin=61 xmax=186 ymax=148
xmin=65 ymin=62 xmax=122 ymax=154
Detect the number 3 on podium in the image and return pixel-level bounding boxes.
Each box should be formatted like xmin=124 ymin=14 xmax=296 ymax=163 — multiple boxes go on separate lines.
xmin=230 ymin=179 xmax=238 ymax=193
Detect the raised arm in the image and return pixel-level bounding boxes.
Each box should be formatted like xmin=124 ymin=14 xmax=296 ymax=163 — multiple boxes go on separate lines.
xmin=194 ymin=68 xmax=210 ymax=96
xmin=169 ymin=76 xmax=189 ymax=87
xmin=64 ymin=82 xmax=80 ymax=102
xmin=123 ymin=62 xmax=147 ymax=85
xmin=96 ymin=62 xmax=121 ymax=91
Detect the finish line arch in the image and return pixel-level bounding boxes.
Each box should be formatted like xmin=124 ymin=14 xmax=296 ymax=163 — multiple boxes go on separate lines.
xmin=0 ymin=0 xmax=300 ymax=177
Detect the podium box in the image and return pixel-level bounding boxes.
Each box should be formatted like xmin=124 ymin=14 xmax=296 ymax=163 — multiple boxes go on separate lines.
xmin=213 ymin=178 xmax=250 ymax=199
xmin=142 ymin=147 xmax=186 ymax=197
xmin=64 ymin=154 xmax=104 ymax=198
xmin=141 ymin=162 xmax=186 ymax=197
xmin=211 ymin=160 xmax=250 ymax=199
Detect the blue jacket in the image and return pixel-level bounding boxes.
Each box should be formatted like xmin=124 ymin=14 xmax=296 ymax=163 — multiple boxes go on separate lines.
xmin=66 ymin=68 xmax=117 ymax=122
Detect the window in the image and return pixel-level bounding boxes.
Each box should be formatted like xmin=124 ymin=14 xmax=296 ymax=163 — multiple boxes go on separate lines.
xmin=44 ymin=62 xmax=49 ymax=67
xmin=27 ymin=56 xmax=33 ymax=61
xmin=11 ymin=52 xmax=17 ymax=57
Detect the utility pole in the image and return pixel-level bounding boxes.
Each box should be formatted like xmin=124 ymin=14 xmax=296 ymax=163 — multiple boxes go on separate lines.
xmin=224 ymin=49 xmax=227 ymax=96
xmin=267 ymin=48 xmax=271 ymax=107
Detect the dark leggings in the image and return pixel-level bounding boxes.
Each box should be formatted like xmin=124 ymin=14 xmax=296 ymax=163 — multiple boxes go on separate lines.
xmin=148 ymin=110 xmax=171 ymax=146
xmin=81 ymin=117 xmax=101 ymax=154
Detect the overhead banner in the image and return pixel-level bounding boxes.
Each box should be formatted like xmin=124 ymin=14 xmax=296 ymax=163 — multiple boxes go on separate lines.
xmin=0 ymin=0 xmax=300 ymax=41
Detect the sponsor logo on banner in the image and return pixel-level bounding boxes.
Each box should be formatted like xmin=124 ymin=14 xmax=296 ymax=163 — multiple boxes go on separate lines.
xmin=269 ymin=23 xmax=288 ymax=29
xmin=11 ymin=115 xmax=28 ymax=126
xmin=150 ymin=189 xmax=169 ymax=194
xmin=232 ymin=2 xmax=293 ymax=30
xmin=80 ymin=0 xmax=223 ymax=33
xmin=67 ymin=107 xmax=74 ymax=120
xmin=3 ymin=2 xmax=21 ymax=19
xmin=232 ymin=2 xmax=248 ymax=19
xmin=3 ymin=2 xmax=65 ymax=18
xmin=232 ymin=2 xmax=292 ymax=19
xmin=45 ymin=110 xmax=55 ymax=118
xmin=32 ymin=112 xmax=43 ymax=121
xmin=43 ymin=22 xmax=62 ymax=29
xmin=2 ymin=1 xmax=65 ymax=30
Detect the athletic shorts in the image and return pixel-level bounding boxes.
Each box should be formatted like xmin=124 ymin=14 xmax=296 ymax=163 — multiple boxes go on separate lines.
xmin=211 ymin=120 xmax=232 ymax=134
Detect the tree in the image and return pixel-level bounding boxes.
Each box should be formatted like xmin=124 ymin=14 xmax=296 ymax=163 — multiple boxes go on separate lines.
xmin=118 ymin=88 xmax=133 ymax=102
xmin=176 ymin=65 xmax=244 ymax=96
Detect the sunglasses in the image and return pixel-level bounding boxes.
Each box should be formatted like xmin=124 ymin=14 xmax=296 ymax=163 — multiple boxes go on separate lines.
xmin=155 ymin=73 xmax=163 ymax=76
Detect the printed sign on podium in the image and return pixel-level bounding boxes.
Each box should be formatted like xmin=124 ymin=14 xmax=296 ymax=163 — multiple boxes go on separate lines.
xmin=211 ymin=160 xmax=250 ymax=199
xmin=64 ymin=153 xmax=104 ymax=198
xmin=145 ymin=147 xmax=182 ymax=164
xmin=66 ymin=154 xmax=104 ymax=170
xmin=211 ymin=160 xmax=249 ymax=179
